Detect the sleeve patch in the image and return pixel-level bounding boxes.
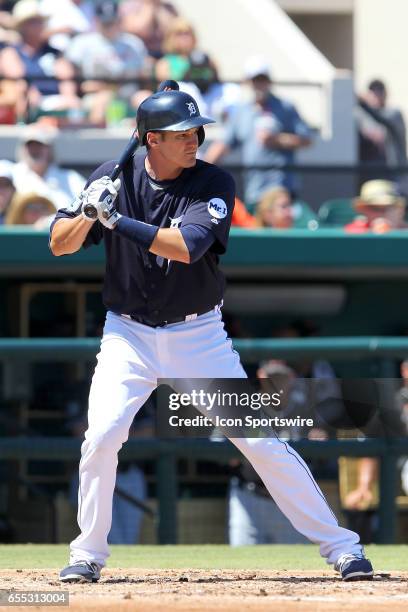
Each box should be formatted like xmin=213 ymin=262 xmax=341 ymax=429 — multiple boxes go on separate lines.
xmin=208 ymin=198 xmax=228 ymax=220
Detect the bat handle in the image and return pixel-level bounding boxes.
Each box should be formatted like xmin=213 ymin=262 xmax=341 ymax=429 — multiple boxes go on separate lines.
xmin=110 ymin=165 xmax=121 ymax=182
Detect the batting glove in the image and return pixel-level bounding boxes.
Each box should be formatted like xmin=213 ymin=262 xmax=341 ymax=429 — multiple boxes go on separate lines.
xmin=81 ymin=176 xmax=122 ymax=229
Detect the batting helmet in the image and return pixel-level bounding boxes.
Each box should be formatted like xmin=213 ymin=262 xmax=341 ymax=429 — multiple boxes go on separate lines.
xmin=137 ymin=90 xmax=215 ymax=147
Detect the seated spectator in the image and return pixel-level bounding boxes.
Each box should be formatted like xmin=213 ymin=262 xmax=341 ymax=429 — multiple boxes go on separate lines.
xmin=254 ymin=186 xmax=294 ymax=228
xmin=341 ymin=364 xmax=408 ymax=541
xmin=0 ymin=0 xmax=81 ymax=122
xmin=155 ymin=18 xmax=218 ymax=96
xmin=4 ymin=191 xmax=55 ymax=226
xmin=12 ymin=126 xmax=86 ymax=209
xmin=65 ymin=0 xmax=149 ymax=124
xmin=40 ymin=0 xmax=96 ymax=52
xmin=345 ymin=179 xmax=407 ymax=233
xmin=0 ymin=160 xmax=16 ymax=223
xmin=205 ymin=56 xmax=311 ymax=209
xmin=119 ymin=0 xmax=178 ymax=59
xmin=231 ymin=196 xmax=256 ymax=228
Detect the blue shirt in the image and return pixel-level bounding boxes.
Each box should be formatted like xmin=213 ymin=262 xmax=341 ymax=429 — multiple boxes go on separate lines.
xmin=223 ymin=93 xmax=311 ymax=203
xmin=51 ymin=156 xmax=235 ymax=324
xmin=15 ymin=43 xmax=61 ymax=96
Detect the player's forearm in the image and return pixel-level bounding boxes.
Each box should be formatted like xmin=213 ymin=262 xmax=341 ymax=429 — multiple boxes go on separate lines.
xmin=150 ymin=228 xmax=190 ymax=263
xmin=113 ymin=217 xmax=190 ymax=263
xmin=50 ymin=216 xmax=95 ymax=256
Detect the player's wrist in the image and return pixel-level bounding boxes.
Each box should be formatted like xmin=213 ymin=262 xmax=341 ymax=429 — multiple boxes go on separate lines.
xmin=114 ymin=215 xmax=158 ymax=249
xmin=102 ymin=210 xmax=122 ymax=230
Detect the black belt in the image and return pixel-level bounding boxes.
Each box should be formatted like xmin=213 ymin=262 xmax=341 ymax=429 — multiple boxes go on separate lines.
xmin=123 ymin=306 xmax=216 ymax=328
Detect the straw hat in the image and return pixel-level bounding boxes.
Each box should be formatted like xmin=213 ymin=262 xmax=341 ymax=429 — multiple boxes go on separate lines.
xmin=354 ymin=180 xmax=405 ymax=209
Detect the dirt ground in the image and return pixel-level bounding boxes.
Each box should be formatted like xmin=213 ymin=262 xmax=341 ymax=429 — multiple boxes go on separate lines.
xmin=0 ymin=569 xmax=406 ymax=611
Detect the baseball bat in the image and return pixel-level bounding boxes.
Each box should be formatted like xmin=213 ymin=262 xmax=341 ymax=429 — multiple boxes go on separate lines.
xmin=83 ymin=80 xmax=180 ymax=219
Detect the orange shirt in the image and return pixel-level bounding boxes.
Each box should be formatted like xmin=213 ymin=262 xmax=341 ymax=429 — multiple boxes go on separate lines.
xmin=232 ymin=197 xmax=256 ymax=228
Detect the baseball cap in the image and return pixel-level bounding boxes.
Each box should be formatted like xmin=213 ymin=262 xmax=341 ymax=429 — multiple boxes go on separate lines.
xmin=12 ymin=0 xmax=45 ymax=27
xmin=243 ymin=56 xmax=272 ymax=81
xmin=354 ymin=180 xmax=405 ymax=208
xmin=20 ymin=126 xmax=56 ymax=146
xmin=95 ymin=0 xmax=118 ymax=23
xmin=0 ymin=160 xmax=15 ymax=184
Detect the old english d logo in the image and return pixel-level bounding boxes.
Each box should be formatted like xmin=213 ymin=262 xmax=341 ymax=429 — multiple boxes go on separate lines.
xmin=186 ymin=102 xmax=196 ymax=116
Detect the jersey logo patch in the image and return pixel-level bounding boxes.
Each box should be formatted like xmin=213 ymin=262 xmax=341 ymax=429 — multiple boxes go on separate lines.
xmin=169 ymin=215 xmax=184 ymax=228
xmin=208 ymin=198 xmax=227 ymax=220
xmin=186 ymin=102 xmax=197 ymax=116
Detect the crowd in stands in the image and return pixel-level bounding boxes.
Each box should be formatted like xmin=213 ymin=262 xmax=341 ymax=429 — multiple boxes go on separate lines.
xmin=0 ymin=1 xmax=406 ymax=233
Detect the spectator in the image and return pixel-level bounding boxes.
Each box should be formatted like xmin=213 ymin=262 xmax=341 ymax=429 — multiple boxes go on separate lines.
xmin=155 ymin=18 xmax=218 ymax=96
xmin=357 ymin=79 xmax=407 ymax=169
xmin=0 ymin=160 xmax=16 ymax=223
xmin=345 ymin=179 xmax=407 ymax=234
xmin=12 ymin=126 xmax=86 ymax=210
xmin=341 ymin=367 xmax=408 ymax=542
xmin=65 ymin=0 xmax=149 ymax=124
xmin=119 ymin=0 xmax=178 ymax=59
xmin=254 ymin=186 xmax=294 ymax=228
xmin=205 ymin=56 xmax=311 ymax=209
xmin=231 ymin=196 xmax=256 ymax=228
xmin=4 ymin=191 xmax=55 ymax=226
xmin=39 ymin=0 xmax=95 ymax=52
xmin=228 ymin=354 xmax=341 ymax=546
xmin=0 ymin=0 xmax=81 ymax=121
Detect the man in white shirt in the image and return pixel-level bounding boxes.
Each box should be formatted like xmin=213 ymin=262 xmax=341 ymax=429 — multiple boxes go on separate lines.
xmin=63 ymin=0 xmax=148 ymax=123
xmin=12 ymin=127 xmax=86 ymax=210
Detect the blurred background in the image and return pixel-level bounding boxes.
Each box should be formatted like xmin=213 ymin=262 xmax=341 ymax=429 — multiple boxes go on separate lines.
xmin=0 ymin=0 xmax=408 ymax=550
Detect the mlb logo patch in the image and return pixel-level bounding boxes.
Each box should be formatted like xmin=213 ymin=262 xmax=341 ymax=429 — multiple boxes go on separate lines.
xmin=208 ymin=198 xmax=227 ymax=220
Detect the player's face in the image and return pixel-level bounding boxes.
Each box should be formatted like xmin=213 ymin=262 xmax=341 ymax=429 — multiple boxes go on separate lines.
xmin=158 ymin=128 xmax=199 ymax=168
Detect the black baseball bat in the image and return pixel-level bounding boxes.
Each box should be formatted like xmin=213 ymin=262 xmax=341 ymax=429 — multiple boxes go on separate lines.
xmin=83 ymin=80 xmax=180 ymax=219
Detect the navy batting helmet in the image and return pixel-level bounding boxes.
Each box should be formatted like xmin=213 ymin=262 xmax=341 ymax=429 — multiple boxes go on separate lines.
xmin=136 ymin=90 xmax=215 ymax=147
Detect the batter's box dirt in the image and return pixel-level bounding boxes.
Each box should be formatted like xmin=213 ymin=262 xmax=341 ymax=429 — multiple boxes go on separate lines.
xmin=0 ymin=569 xmax=405 ymax=611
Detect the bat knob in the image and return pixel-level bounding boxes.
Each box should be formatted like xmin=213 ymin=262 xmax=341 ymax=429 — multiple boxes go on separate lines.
xmin=157 ymin=80 xmax=179 ymax=92
xmin=83 ymin=204 xmax=98 ymax=219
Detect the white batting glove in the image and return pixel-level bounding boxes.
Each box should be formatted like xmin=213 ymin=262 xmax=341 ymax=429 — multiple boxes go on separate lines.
xmin=81 ymin=176 xmax=122 ymax=229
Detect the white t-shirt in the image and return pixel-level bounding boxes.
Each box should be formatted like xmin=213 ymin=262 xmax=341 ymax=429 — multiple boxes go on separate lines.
xmin=40 ymin=0 xmax=95 ymax=52
xmin=12 ymin=162 xmax=86 ymax=210
xmin=65 ymin=31 xmax=147 ymax=79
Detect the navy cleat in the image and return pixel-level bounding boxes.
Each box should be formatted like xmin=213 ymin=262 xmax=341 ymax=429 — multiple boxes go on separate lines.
xmin=335 ymin=553 xmax=374 ymax=581
xmin=59 ymin=560 xmax=102 ymax=583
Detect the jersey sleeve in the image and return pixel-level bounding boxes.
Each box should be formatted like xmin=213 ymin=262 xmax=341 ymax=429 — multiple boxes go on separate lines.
xmin=180 ymin=168 xmax=235 ymax=255
xmin=49 ymin=160 xmax=116 ymax=249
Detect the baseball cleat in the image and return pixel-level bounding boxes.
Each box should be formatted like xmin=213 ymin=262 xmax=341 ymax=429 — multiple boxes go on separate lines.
xmin=59 ymin=560 xmax=101 ymax=583
xmin=335 ymin=553 xmax=374 ymax=581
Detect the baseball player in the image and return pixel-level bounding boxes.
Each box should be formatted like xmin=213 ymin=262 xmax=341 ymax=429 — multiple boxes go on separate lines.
xmin=50 ymin=88 xmax=374 ymax=583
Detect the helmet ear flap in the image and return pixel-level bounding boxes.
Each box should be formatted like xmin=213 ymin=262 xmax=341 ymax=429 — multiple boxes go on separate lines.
xmin=198 ymin=126 xmax=205 ymax=147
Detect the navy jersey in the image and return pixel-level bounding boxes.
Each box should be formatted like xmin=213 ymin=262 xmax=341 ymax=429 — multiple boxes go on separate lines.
xmin=51 ymin=156 xmax=235 ymax=323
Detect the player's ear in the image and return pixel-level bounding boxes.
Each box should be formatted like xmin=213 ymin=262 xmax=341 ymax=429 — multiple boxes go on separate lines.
xmin=146 ymin=132 xmax=161 ymax=149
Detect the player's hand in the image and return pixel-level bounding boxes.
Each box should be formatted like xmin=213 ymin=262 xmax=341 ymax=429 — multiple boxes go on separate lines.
xmin=81 ymin=176 xmax=122 ymax=229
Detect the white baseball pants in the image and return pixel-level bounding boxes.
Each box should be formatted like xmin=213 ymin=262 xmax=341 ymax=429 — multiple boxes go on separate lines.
xmin=70 ymin=310 xmax=362 ymax=566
